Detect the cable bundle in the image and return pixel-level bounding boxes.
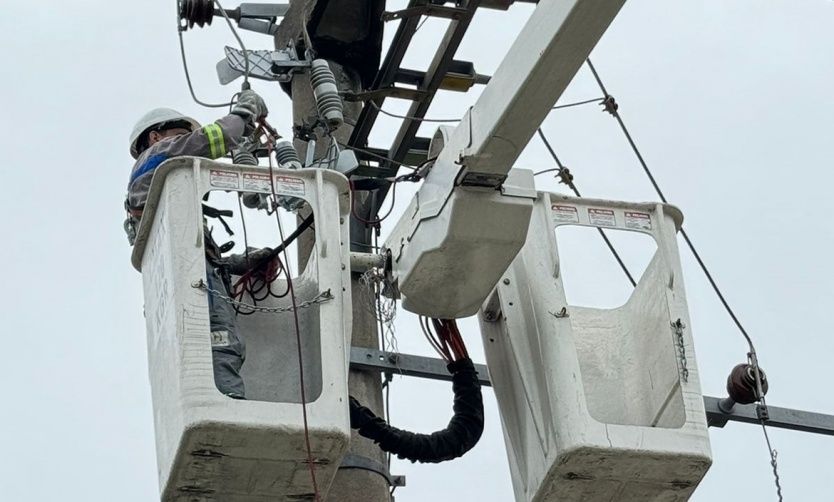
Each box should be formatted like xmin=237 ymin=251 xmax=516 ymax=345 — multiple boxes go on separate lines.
xmin=421 ymin=318 xmax=470 ymax=363
xmin=230 ymin=254 xmax=290 ymax=314
xmin=349 ymin=319 xmax=483 ymax=463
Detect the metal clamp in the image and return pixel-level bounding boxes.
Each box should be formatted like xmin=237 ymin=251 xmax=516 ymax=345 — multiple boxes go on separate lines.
xmin=338 ymin=454 xmax=406 ymax=488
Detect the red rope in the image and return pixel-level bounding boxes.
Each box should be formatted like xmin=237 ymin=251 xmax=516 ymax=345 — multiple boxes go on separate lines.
xmin=263 ymin=124 xmax=321 ymax=501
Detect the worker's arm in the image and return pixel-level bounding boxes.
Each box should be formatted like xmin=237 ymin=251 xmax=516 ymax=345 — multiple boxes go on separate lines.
xmin=126 ymin=91 xmax=269 ymax=212
xmin=125 ymin=114 xmax=246 ymax=211
xmin=152 ymin=114 xmax=248 ymax=160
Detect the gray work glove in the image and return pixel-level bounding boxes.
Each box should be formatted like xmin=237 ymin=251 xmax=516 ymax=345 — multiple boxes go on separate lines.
xmin=246 ymin=247 xmax=273 ymax=265
xmin=224 ymin=247 xmax=274 ymax=275
xmin=231 ymin=90 xmax=269 ymax=126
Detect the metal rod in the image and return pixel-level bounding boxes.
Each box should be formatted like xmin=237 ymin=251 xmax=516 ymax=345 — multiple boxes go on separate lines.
xmin=349 ymin=252 xmax=385 ymax=272
xmin=350 ymin=348 xmax=834 ymax=437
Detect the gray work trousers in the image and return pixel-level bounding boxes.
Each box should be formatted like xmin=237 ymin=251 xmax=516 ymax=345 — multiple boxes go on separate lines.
xmin=206 ymin=262 xmax=246 ymax=398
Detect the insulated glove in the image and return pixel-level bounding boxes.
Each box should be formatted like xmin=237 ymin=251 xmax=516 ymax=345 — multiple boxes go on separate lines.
xmin=223 ymin=247 xmax=274 ymax=275
xmin=247 ymin=247 xmax=273 ymax=264
xmin=231 ymin=90 xmax=269 ymax=124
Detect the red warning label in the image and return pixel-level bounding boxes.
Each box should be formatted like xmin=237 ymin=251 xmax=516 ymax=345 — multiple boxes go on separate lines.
xmin=624 ymin=211 xmax=652 ymax=230
xmin=551 ymin=204 xmax=579 ymax=224
xmin=588 ymin=208 xmax=616 ymax=227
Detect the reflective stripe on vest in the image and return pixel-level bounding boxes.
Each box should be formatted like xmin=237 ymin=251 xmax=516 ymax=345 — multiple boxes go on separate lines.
xmin=203 ymin=123 xmax=227 ymax=159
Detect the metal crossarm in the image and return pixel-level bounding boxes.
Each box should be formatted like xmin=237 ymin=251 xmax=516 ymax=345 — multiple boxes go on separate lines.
xmin=350 ymin=348 xmax=834 ymax=437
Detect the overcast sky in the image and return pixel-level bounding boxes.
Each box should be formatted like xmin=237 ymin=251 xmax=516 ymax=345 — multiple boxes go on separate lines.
xmin=1 ymin=0 xmax=833 ymax=501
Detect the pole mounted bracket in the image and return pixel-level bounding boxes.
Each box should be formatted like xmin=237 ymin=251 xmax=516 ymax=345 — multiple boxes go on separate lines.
xmin=216 ymin=44 xmax=311 ymax=85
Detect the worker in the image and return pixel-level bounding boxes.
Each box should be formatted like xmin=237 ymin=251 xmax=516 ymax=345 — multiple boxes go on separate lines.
xmin=124 ymin=89 xmax=271 ymax=399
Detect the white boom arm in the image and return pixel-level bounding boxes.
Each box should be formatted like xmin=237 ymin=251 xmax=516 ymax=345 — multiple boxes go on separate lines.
xmin=385 ymin=0 xmax=628 ymax=318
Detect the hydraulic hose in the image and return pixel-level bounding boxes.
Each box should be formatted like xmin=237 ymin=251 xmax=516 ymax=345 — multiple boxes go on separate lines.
xmin=349 ymin=358 xmax=484 ymax=463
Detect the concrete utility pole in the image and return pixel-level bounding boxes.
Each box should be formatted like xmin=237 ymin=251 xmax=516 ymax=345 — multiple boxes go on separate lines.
xmin=276 ymin=2 xmax=391 ymax=501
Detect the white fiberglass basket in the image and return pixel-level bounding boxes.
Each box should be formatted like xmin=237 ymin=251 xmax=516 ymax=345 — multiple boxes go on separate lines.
xmin=479 ymin=192 xmax=712 ymax=502
xmin=131 ymin=157 xmax=352 ymax=501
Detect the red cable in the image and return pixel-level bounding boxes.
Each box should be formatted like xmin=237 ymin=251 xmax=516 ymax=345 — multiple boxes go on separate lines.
xmin=265 ymin=131 xmax=321 ymax=501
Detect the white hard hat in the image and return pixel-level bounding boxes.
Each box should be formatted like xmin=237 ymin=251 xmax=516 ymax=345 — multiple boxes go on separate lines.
xmin=129 ymin=108 xmax=201 ymax=159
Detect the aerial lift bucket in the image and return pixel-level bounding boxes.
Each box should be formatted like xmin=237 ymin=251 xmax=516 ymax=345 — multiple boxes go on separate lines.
xmin=131 ymin=158 xmax=352 ymax=501
xmin=479 ymin=193 xmax=713 ymax=502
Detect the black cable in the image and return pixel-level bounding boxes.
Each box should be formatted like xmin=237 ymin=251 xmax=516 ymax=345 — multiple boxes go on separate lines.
xmin=338 ymin=143 xmax=417 ymax=171
xmin=349 ymin=358 xmax=484 ymax=464
xmin=247 ymin=214 xmax=315 ymax=271
xmin=537 ymin=128 xmax=637 ymax=287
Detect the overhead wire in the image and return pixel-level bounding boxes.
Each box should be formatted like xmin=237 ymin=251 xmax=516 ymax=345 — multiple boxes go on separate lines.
xmin=337 ymin=142 xmax=418 ymax=171
xmin=552 ymin=97 xmax=605 ymax=110
xmin=177 ymin=27 xmax=231 ymax=108
xmin=177 ymin=0 xmax=251 ymax=109
xmin=213 ymin=0 xmax=250 ymax=88
xmin=368 ymin=100 xmax=462 ymax=123
xmin=536 ymin=127 xmax=637 ymax=287
xmin=585 ymin=57 xmax=780 ymax=500
xmin=350 ymin=179 xmax=397 ymax=226
xmin=584 ymin=58 xmax=761 ymax=354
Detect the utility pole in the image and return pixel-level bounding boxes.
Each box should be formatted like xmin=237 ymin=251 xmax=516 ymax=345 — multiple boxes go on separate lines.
xmin=276 ymin=2 xmax=391 ymax=501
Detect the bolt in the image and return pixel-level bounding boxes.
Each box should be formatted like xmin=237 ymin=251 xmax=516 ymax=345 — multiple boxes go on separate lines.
xmin=340 ymin=217 xmax=345 ymax=224
xmin=341 ymin=264 xmax=346 ymax=270
xmin=503 ymin=278 xmax=510 ymax=285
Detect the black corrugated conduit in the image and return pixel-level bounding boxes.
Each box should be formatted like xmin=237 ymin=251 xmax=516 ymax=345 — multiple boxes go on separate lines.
xmin=348 ymin=358 xmax=484 ymax=463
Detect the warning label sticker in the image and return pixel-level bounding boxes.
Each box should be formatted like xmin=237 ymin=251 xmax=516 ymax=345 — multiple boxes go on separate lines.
xmin=624 ymin=211 xmax=652 ymax=230
xmin=210 ymin=170 xmax=240 ymax=189
xmin=588 ymin=208 xmax=616 ymax=227
xmin=551 ymin=204 xmax=579 ymax=224
xmin=273 ymin=175 xmax=306 ymax=197
xmin=242 ymin=172 xmax=271 ymax=193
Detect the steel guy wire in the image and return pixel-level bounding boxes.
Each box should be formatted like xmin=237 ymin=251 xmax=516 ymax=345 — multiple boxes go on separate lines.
xmin=762 ymin=423 xmax=784 ymax=501
xmin=536 ymin=127 xmax=637 ymax=287
xmin=552 ymin=97 xmax=605 ymax=110
xmin=584 ymin=58 xmax=761 ymax=358
xmin=585 ymin=57 xmax=781 ymax=497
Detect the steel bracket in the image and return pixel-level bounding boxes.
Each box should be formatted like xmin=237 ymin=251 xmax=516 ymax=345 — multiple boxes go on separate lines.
xmin=216 ymin=45 xmax=310 ymax=85
xmin=350 ymin=347 xmax=834 ymax=437
xmin=339 ymin=454 xmax=406 ymax=488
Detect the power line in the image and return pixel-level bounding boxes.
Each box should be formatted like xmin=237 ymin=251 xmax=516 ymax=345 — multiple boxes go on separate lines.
xmin=585 ymin=58 xmax=759 ymax=352
xmin=585 ymin=57 xmax=781 ymax=500
xmin=177 ymin=0 xmax=251 ymax=109
xmin=368 ymin=100 xmax=462 ymax=123
xmin=536 ymin=127 xmax=637 ymax=287
xmin=552 ymin=97 xmax=605 ymax=110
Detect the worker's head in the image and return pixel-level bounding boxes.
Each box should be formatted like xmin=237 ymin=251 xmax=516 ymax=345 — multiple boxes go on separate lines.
xmin=129 ymin=108 xmax=201 ymax=159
